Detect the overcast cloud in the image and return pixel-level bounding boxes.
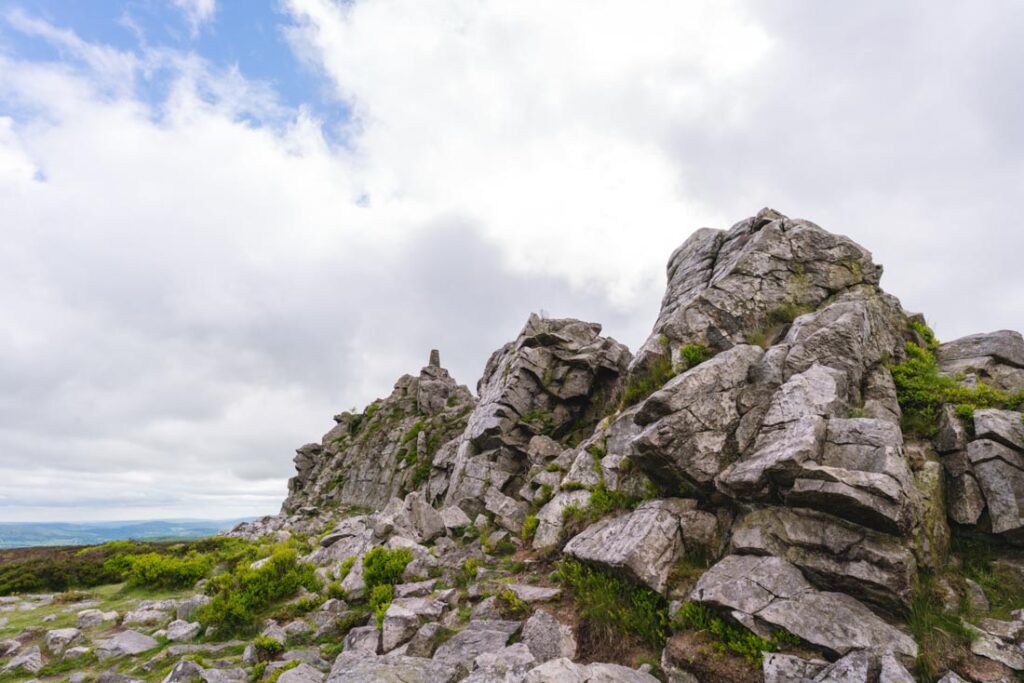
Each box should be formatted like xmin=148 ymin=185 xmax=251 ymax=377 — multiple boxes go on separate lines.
xmin=0 ymin=0 xmax=1022 ymax=521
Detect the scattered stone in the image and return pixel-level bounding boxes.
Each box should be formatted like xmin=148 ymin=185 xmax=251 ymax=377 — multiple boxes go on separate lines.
xmin=96 ymin=630 xmax=160 ymax=660
xmin=507 ymin=584 xmax=561 ymax=603
xmin=2 ymin=644 xmax=42 ymax=674
xmin=78 ymin=608 xmax=118 ymax=627
xmin=328 ymin=651 xmax=460 ymax=683
xmin=342 ymin=625 xmax=380 ymax=655
xmin=167 ymin=619 xmax=201 ymax=642
xmin=432 ymin=619 xmax=521 ymax=673
xmin=44 ymin=626 xmax=82 ymax=655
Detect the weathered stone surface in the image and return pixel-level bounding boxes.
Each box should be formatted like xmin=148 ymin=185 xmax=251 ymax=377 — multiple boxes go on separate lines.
xmin=166 ymin=619 xmax=201 ymax=642
xmin=284 ymin=354 xmax=475 ymax=514
xmin=96 ymin=630 xmax=159 ymax=660
xmin=731 ymin=506 xmax=917 ymax=611
xmin=631 ymin=209 xmax=883 ymax=375
xmin=533 ymin=490 xmax=590 ymax=548
xmin=692 ymin=555 xmax=917 ymax=657
xmin=762 ymin=652 xmax=827 ymax=683
xmin=521 ymin=609 xmax=577 ymax=664
xmin=975 ymin=409 xmax=1024 ymax=451
xmin=632 ymin=345 xmax=769 ymax=489
xmin=342 ymin=625 xmax=380 ymax=655
xmin=162 ymin=659 xmax=203 ymax=683
xmin=938 ymin=331 xmax=1024 ymax=369
xmin=507 ymin=584 xmax=561 ymax=604
xmin=524 ymin=657 xmax=660 ymax=682
xmin=405 ymin=622 xmax=445 ymax=658
xmin=969 ymin=439 xmax=1024 ymax=534
xmin=276 ymin=663 xmax=325 ymax=683
xmin=176 ymin=595 xmax=211 ymax=621
xmin=484 ymin=486 xmax=529 ymax=533
xmin=404 ymin=491 xmax=446 ymax=543
xmin=432 ymin=619 xmax=521 ymax=673
xmin=942 ymin=450 xmax=986 ymax=525
xmin=444 ymin=315 xmax=630 ymax=515
xmin=466 ymin=643 xmax=537 ymax=682
xmin=44 ymin=626 xmax=82 ymax=654
xmin=440 ymin=505 xmax=471 ymax=531
xmin=563 ymin=501 xmax=683 ymax=594
xmin=914 ymin=459 xmax=951 ymax=569
xmin=381 ymin=603 xmax=420 ymax=652
xmin=2 ymin=644 xmax=42 ymax=674
xmin=327 ymin=655 xmax=460 ymax=683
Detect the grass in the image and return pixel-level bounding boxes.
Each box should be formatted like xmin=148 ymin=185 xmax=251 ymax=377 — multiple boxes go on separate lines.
xmin=672 ymin=602 xmax=800 ymax=667
xmin=560 ymin=484 xmax=640 ymax=539
xmin=620 ymin=352 xmax=676 ymax=410
xmin=555 ymin=558 xmax=667 ymax=653
xmin=496 ymin=587 xmax=529 ymax=619
xmin=907 ymin=572 xmax=975 ymax=682
xmin=679 ymin=344 xmax=711 ymax=370
xmin=521 ymin=515 xmax=539 ymax=543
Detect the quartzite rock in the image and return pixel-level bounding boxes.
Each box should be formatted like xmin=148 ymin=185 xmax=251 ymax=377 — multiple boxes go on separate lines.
xmin=691 ymin=554 xmax=917 ymax=658
xmin=563 ymin=501 xmax=683 ymax=594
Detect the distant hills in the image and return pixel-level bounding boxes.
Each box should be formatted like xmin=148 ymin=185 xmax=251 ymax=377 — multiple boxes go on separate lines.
xmin=0 ymin=518 xmax=251 ymax=548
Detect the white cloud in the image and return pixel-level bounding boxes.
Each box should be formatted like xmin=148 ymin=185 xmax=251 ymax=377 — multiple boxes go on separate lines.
xmin=171 ymin=0 xmax=216 ymax=37
xmin=0 ymin=2 xmax=1022 ymax=520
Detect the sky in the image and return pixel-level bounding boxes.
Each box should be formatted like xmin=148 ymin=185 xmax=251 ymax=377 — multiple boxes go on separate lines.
xmin=1 ymin=1 xmax=1022 ymax=522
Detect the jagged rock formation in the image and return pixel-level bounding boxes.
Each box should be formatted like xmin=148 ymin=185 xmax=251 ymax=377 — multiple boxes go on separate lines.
xmin=96 ymin=208 xmax=1024 ymax=682
xmin=282 ymin=352 xmax=475 ymax=513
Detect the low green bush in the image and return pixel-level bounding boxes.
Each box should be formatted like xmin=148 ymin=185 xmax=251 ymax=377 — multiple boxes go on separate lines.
xmin=121 ymin=551 xmax=214 ymax=589
xmin=555 ymin=558 xmax=667 ymax=651
xmin=370 ymin=583 xmax=394 ymax=627
xmin=362 ymin=547 xmax=414 ymax=590
xmin=251 ymin=634 xmax=284 ymax=661
xmin=679 ymin=344 xmax=711 ymax=370
xmin=890 ymin=327 xmax=1024 ymax=437
xmin=521 ymin=515 xmax=539 ymax=542
xmin=197 ymin=546 xmax=320 ymax=635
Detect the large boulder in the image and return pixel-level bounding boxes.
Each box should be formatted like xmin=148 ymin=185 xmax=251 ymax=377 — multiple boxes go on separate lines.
xmin=631 ymin=345 xmax=773 ymax=489
xmin=521 ymin=609 xmax=577 ymax=664
xmin=731 ymin=506 xmax=917 ymax=612
xmin=432 ymin=620 xmax=522 ymax=674
xmin=691 ymin=554 xmax=917 ymax=658
xmin=96 ymin=630 xmax=159 ymax=660
xmin=563 ymin=500 xmax=683 ymax=594
xmin=937 ymin=331 xmax=1024 ymax=392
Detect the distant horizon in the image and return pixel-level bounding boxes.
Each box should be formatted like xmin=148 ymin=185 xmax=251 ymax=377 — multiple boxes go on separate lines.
xmin=0 ymin=516 xmax=257 ymax=526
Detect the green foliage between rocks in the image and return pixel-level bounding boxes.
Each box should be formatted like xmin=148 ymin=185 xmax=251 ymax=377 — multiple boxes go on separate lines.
xmin=672 ymin=602 xmax=800 ymax=667
xmin=555 ymin=558 xmax=667 ymax=650
xmin=251 ymin=634 xmax=285 ymax=661
xmin=907 ymin=571 xmax=974 ymax=682
xmin=362 ymin=547 xmax=414 ymax=590
xmin=197 ymin=546 xmax=320 ymax=635
xmin=889 ymin=324 xmax=1024 ymax=438
xmin=370 ymin=583 xmax=394 ymax=627
xmin=679 ymin=344 xmax=711 ymax=370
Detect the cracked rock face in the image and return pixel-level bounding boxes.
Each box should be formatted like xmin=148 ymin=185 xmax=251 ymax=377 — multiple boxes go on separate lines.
xmin=731 ymin=506 xmax=917 ymax=613
xmin=631 ymin=208 xmax=884 ymax=375
xmin=563 ymin=500 xmax=684 ymax=594
xmin=443 ymin=315 xmax=630 ymax=518
xmin=937 ymin=330 xmax=1024 ymax=393
xmin=691 ymin=554 xmax=918 ymax=658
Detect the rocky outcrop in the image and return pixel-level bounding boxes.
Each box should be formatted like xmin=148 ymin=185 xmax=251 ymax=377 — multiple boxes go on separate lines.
xmin=443 ymin=315 xmax=630 ymax=522
xmin=630 ymin=208 xmax=885 ymax=375
xmin=138 ymin=209 xmax=1024 ymax=683
xmin=283 ymin=351 xmax=475 ymax=512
